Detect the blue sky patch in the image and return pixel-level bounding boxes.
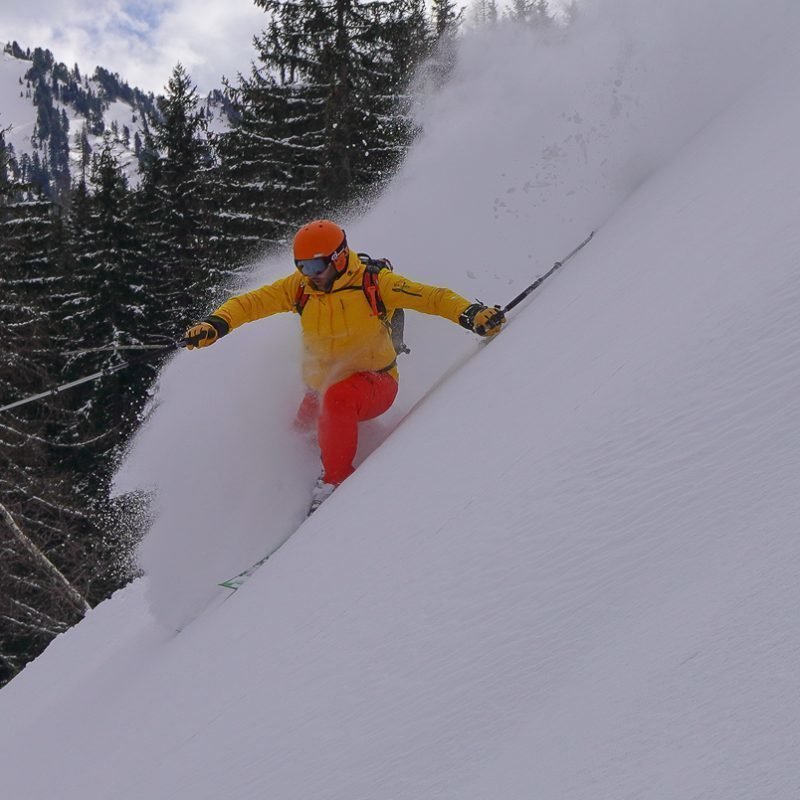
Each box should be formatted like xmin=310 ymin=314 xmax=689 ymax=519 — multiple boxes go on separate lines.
xmin=118 ymin=0 xmax=168 ymax=38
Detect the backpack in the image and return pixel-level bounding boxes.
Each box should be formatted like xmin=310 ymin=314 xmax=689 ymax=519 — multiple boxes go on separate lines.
xmin=293 ymin=253 xmax=410 ymax=356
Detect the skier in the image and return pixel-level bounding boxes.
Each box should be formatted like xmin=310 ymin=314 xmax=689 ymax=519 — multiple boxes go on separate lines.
xmin=184 ymin=219 xmax=505 ymax=513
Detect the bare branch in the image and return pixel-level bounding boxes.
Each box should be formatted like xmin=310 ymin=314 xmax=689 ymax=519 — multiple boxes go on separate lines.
xmin=0 ymin=501 xmax=92 ymax=615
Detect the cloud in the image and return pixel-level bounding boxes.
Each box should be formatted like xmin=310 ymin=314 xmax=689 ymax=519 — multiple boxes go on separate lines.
xmin=1 ymin=0 xmax=267 ymax=93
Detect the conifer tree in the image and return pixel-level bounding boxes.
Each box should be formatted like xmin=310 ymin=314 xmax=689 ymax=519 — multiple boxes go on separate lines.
xmin=373 ymin=0 xmax=432 ymax=182
xmin=432 ymin=0 xmax=462 ymax=37
xmin=0 ymin=127 xmax=11 ymax=202
xmin=509 ymin=0 xmax=553 ymax=26
xmin=256 ymin=0 xmax=428 ymax=208
xmin=0 ymin=181 xmax=103 ymax=689
xmin=0 ymin=54 xmax=175 ymax=688
xmin=213 ymin=44 xmax=323 ymax=262
xmin=61 ymin=144 xmax=152 ymax=478
xmin=211 ymin=0 xmax=433 ymax=265
xmin=136 ymin=64 xmax=218 ymax=329
xmin=469 ymin=0 xmax=499 ymax=28
xmin=509 ymin=0 xmax=530 ymax=22
xmin=428 ymin=0 xmax=463 ymax=88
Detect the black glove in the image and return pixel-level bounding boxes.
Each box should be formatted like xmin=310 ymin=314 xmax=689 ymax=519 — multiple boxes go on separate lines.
xmin=184 ymin=315 xmax=229 ymax=349
xmin=459 ymin=303 xmax=506 ymax=337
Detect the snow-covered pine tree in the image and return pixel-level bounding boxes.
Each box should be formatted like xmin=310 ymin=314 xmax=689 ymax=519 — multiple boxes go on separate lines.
xmin=136 ymin=64 xmax=218 ymax=331
xmin=0 ymin=58 xmax=191 ymax=688
xmin=427 ymin=0 xmax=463 ymax=88
xmin=60 ymin=144 xmax=152 ymax=478
xmin=212 ymin=52 xmax=315 ymax=263
xmin=0 ymin=127 xmax=12 ymax=202
xmin=508 ymin=0 xmax=554 ymax=25
xmin=432 ymin=0 xmax=462 ymax=37
xmin=367 ymin=0 xmax=431 ymax=190
xmin=257 ymin=0 xmax=429 ymax=209
xmin=468 ymin=0 xmax=499 ymax=29
xmin=211 ymin=0 xmax=433 ymax=265
xmin=0 ymin=196 xmax=57 ymax=414
xmin=0 ymin=181 xmax=102 ymax=689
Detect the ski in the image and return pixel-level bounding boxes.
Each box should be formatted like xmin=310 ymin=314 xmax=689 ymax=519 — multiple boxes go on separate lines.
xmin=219 ymin=551 xmax=275 ymax=590
xmin=218 ymin=488 xmax=328 ymax=590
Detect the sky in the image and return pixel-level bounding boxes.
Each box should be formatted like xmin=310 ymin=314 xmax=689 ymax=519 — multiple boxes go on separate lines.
xmin=0 ymin=0 xmax=268 ymax=94
xmin=2 ymin=2 xmax=800 ymax=795
xmin=0 ymin=0 xmax=572 ymax=97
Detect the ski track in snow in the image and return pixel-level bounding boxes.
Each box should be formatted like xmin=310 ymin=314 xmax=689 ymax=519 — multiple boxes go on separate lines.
xmin=3 ymin=2 xmax=800 ymax=798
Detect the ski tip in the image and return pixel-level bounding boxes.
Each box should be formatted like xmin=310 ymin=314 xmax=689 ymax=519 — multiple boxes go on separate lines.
xmin=218 ymin=580 xmax=241 ymax=591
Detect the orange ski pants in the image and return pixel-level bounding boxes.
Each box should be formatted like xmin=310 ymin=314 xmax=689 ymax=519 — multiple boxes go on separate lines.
xmin=295 ymin=371 xmax=398 ymax=485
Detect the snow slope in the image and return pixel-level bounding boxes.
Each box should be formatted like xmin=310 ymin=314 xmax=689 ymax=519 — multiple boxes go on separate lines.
xmin=2 ymin=2 xmax=800 ymax=798
xmin=0 ymin=49 xmax=228 ymax=186
xmin=0 ymin=50 xmax=141 ymax=182
xmin=0 ymin=52 xmax=36 ymax=149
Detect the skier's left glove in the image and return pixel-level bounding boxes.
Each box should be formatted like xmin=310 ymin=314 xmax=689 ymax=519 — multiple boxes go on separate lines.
xmin=459 ymin=303 xmax=506 ymax=337
xmin=184 ymin=316 xmax=229 ymax=349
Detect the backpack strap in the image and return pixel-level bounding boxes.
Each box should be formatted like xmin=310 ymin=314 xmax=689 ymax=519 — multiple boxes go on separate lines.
xmin=358 ymin=253 xmax=392 ymax=316
xmin=358 ymin=254 xmax=410 ymax=356
xmin=294 ymin=281 xmax=310 ymax=316
xmin=362 ymin=265 xmax=385 ymax=317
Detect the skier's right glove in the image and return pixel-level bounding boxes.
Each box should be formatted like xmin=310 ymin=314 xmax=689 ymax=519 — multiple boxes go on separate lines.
xmin=184 ymin=316 xmax=229 ymax=349
xmin=459 ymin=303 xmax=506 ymax=337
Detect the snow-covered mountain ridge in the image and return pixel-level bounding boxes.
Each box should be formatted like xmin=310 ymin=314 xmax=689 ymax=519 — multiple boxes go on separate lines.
xmin=0 ymin=43 xmax=229 ymax=192
xmin=2 ymin=2 xmax=800 ymax=798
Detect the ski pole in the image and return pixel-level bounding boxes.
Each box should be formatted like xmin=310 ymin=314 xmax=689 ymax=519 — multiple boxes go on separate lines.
xmin=475 ymin=230 xmax=595 ymax=335
xmin=0 ymin=341 xmax=185 ymax=414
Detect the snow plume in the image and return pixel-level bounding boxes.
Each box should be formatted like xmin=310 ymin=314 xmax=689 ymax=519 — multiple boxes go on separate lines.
xmin=115 ymin=0 xmax=800 ymax=630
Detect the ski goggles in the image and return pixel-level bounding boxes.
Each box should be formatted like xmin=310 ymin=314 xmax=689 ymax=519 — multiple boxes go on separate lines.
xmin=295 ymin=237 xmax=348 ymax=276
xmin=295 ymin=256 xmax=332 ymax=276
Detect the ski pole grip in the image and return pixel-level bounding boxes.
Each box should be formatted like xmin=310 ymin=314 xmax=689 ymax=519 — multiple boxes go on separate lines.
xmin=474 ymin=306 xmax=506 ymax=336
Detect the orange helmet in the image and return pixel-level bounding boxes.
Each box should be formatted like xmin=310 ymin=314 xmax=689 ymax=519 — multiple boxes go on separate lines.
xmin=293 ymin=219 xmax=349 ymax=276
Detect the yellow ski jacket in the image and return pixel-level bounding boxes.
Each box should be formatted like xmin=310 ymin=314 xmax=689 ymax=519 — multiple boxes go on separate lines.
xmin=211 ymin=250 xmax=472 ymax=391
